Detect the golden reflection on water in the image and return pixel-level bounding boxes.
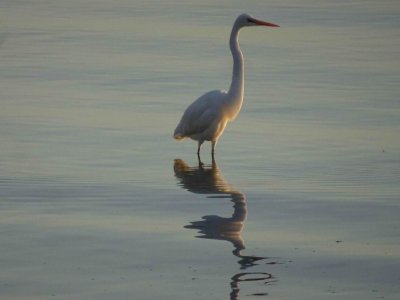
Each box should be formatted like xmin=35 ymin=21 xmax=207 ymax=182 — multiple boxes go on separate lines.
xmin=174 ymin=158 xmax=276 ymax=299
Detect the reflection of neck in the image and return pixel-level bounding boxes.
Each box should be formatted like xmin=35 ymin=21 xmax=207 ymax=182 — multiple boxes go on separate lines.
xmin=231 ymin=192 xmax=246 ymax=222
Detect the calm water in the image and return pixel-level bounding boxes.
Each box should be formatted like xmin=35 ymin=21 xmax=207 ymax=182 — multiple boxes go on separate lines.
xmin=1 ymin=0 xmax=400 ymax=299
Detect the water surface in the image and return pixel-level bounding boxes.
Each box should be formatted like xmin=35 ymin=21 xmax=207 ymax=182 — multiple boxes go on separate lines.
xmin=1 ymin=0 xmax=399 ymax=299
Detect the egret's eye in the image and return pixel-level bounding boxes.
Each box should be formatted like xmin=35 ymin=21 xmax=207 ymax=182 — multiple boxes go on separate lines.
xmin=247 ymin=18 xmax=256 ymax=24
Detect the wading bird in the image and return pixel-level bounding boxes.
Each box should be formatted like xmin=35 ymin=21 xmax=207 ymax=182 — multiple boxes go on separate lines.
xmin=173 ymin=14 xmax=279 ymax=158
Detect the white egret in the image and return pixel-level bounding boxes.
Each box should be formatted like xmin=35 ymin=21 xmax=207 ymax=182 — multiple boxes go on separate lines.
xmin=173 ymin=14 xmax=279 ymax=157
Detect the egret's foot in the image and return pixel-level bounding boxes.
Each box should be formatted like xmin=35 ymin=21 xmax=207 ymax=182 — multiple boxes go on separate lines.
xmin=197 ymin=153 xmax=204 ymax=166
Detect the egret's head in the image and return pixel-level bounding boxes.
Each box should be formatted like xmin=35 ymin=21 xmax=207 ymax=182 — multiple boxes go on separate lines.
xmin=235 ymin=13 xmax=279 ymax=28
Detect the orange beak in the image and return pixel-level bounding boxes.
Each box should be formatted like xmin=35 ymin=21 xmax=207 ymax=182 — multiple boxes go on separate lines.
xmin=252 ymin=18 xmax=280 ymax=27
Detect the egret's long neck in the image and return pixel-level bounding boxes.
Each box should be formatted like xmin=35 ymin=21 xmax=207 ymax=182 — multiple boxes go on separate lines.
xmin=226 ymin=24 xmax=244 ymax=120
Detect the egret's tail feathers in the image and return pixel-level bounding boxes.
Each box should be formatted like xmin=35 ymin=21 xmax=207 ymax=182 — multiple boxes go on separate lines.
xmin=173 ymin=133 xmax=185 ymax=140
xmin=174 ymin=122 xmax=186 ymax=140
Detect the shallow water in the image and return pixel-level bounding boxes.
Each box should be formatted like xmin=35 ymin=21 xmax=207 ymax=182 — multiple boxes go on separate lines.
xmin=1 ymin=0 xmax=400 ymax=299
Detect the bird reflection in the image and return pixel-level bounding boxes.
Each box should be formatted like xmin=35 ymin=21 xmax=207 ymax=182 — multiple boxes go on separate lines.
xmin=173 ymin=158 xmax=276 ymax=299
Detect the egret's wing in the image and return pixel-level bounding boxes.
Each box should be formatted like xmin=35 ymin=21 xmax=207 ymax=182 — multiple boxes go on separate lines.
xmin=174 ymin=90 xmax=225 ymax=138
xmin=182 ymin=107 xmax=217 ymax=136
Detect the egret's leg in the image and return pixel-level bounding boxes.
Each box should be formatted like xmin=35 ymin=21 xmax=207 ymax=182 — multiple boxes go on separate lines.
xmin=197 ymin=141 xmax=203 ymax=155
xmin=197 ymin=153 xmax=204 ymax=167
xmin=211 ymin=141 xmax=217 ymax=159
xmin=197 ymin=141 xmax=204 ymax=165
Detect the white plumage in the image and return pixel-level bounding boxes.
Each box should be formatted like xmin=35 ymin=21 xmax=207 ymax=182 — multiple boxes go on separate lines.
xmin=174 ymin=90 xmax=228 ymax=141
xmin=173 ymin=14 xmax=279 ymax=157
